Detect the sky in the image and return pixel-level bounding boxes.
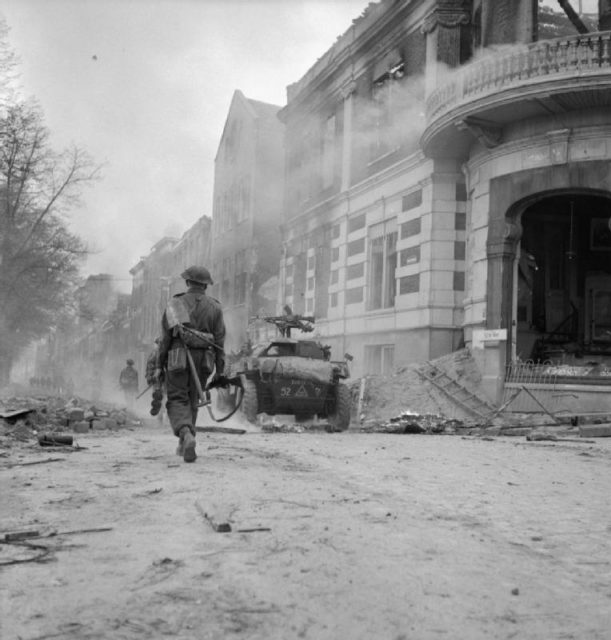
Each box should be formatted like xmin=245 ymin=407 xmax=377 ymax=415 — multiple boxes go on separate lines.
xmin=1 ymin=0 xmax=373 ymax=292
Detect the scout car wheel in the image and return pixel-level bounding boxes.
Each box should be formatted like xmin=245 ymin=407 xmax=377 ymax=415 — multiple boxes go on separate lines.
xmin=240 ymin=378 xmax=259 ymax=424
xmin=326 ymin=382 xmax=351 ymax=432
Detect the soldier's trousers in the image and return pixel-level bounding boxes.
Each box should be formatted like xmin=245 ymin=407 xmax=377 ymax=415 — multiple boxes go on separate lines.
xmin=165 ymin=347 xmax=211 ymax=437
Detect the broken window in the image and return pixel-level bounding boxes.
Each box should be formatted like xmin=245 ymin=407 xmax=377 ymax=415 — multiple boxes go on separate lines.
xmin=370 ymin=57 xmax=405 ymax=160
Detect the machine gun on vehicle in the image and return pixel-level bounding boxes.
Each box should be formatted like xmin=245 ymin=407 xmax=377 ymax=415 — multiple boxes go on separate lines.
xmin=257 ymin=305 xmax=315 ymax=338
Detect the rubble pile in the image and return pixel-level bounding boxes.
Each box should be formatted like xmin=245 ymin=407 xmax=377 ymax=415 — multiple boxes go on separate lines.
xmin=352 ymin=349 xmax=483 ymax=427
xmin=359 ymin=411 xmax=466 ymax=434
xmin=0 ymin=395 xmax=141 ymax=451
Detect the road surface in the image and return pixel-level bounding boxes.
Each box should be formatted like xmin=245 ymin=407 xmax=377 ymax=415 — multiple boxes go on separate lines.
xmin=2 ymin=421 xmax=610 ymax=639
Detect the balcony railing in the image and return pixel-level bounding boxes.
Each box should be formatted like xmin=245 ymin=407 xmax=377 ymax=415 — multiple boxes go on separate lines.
xmin=426 ymin=31 xmax=611 ymax=122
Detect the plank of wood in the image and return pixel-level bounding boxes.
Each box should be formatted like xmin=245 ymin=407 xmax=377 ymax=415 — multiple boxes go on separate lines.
xmin=194 ymin=501 xmax=232 ymax=532
xmin=4 ymin=530 xmax=40 ymax=541
xmin=195 ymin=426 xmax=246 ymax=435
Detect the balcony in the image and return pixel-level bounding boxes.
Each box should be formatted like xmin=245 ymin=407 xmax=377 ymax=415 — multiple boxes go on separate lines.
xmin=421 ymin=31 xmax=611 ymax=158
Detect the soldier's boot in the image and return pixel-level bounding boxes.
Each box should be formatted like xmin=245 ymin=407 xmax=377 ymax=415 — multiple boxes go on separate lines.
xmin=177 ymin=426 xmax=196 ymax=463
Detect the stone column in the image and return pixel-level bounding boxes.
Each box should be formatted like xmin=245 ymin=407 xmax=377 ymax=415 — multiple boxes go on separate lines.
xmin=483 ymin=220 xmax=520 ymax=402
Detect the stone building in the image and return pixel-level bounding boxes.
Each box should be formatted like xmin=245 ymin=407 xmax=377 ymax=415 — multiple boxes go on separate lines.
xmin=279 ymin=0 xmax=611 ymax=411
xmin=210 ymin=90 xmax=284 ymax=353
xmin=128 ymin=215 xmax=212 ymax=374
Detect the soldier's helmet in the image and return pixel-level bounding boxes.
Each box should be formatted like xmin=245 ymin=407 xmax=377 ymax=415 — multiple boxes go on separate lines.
xmin=126 ymin=358 xmax=134 ymax=365
xmin=181 ymin=265 xmax=214 ymax=286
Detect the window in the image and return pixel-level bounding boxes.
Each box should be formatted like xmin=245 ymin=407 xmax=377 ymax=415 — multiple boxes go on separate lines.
xmin=455 ymin=212 xmax=466 ymax=230
xmin=347 ymin=238 xmax=365 ymax=257
xmin=330 ymin=269 xmax=339 ymax=284
xmin=330 ymin=292 xmax=338 ymax=307
xmin=348 ymin=213 xmax=366 ymax=234
xmin=365 ymin=344 xmax=395 ymax=375
xmin=370 ymin=60 xmax=405 ymax=159
xmin=367 ymin=220 xmax=397 ymax=310
xmin=456 ymin=183 xmax=467 ymax=202
xmin=285 ymin=263 xmax=293 ymax=278
xmin=400 ymin=246 xmax=420 ymax=266
xmin=306 ymin=298 xmax=314 ymax=313
xmin=399 ymin=274 xmax=419 ymax=294
xmin=347 ymin=263 xmax=364 ymax=280
xmin=401 ymin=218 xmax=421 ymax=239
xmin=307 ymin=255 xmax=315 ymax=270
xmin=346 ymin=287 xmax=364 ymax=304
xmin=402 ymin=190 xmax=422 ymax=212
xmin=453 ymin=271 xmax=465 ymax=291
xmin=307 ymin=277 xmax=314 ymax=291
xmin=332 ymin=247 xmax=340 ymax=262
xmin=454 ymin=241 xmax=466 ymax=261
xmin=332 ymin=223 xmax=341 ymax=239
xmin=322 ymin=114 xmax=336 ymax=189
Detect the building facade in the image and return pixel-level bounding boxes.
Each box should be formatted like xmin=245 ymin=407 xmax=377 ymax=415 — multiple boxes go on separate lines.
xmin=279 ymin=0 xmax=611 ymax=410
xmin=210 ymin=90 xmax=285 ymax=354
xmin=128 ymin=216 xmax=212 ymax=375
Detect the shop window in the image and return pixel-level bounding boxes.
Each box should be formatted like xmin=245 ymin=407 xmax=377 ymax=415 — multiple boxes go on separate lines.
xmin=367 ymin=220 xmax=397 ymax=310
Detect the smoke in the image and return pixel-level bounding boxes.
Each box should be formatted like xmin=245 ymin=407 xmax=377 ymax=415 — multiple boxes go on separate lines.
xmin=289 ymin=71 xmax=426 ymax=198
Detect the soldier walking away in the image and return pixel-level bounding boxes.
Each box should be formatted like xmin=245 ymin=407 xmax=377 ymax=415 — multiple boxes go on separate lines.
xmin=119 ymin=359 xmax=139 ymax=410
xmin=155 ymin=266 xmax=225 ymax=463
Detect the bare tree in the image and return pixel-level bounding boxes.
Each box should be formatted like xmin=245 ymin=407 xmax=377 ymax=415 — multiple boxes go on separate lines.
xmin=0 ymin=98 xmax=100 ymax=385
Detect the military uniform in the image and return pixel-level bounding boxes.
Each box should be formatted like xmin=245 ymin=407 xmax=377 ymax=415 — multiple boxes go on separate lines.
xmin=119 ymin=360 xmax=139 ymax=410
xmin=157 ymin=266 xmax=225 ymax=462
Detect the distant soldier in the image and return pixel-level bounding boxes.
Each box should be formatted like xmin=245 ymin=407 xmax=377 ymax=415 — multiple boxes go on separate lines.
xmin=119 ymin=359 xmax=139 ymax=410
xmin=155 ymin=266 xmax=225 ymax=463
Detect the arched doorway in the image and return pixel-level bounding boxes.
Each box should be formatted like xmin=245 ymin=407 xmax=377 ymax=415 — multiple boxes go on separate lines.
xmin=516 ymin=193 xmax=611 ymax=366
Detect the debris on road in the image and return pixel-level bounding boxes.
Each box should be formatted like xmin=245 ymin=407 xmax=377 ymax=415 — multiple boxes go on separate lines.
xmin=38 ymin=433 xmax=74 ymax=446
xmin=579 ymin=424 xmax=611 ymax=437
xmin=195 ymin=501 xmax=232 ymax=532
xmin=4 ymin=530 xmax=41 ymax=542
xmin=195 ymin=426 xmax=247 ymax=434
xmin=359 ymin=411 xmax=466 ymax=434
